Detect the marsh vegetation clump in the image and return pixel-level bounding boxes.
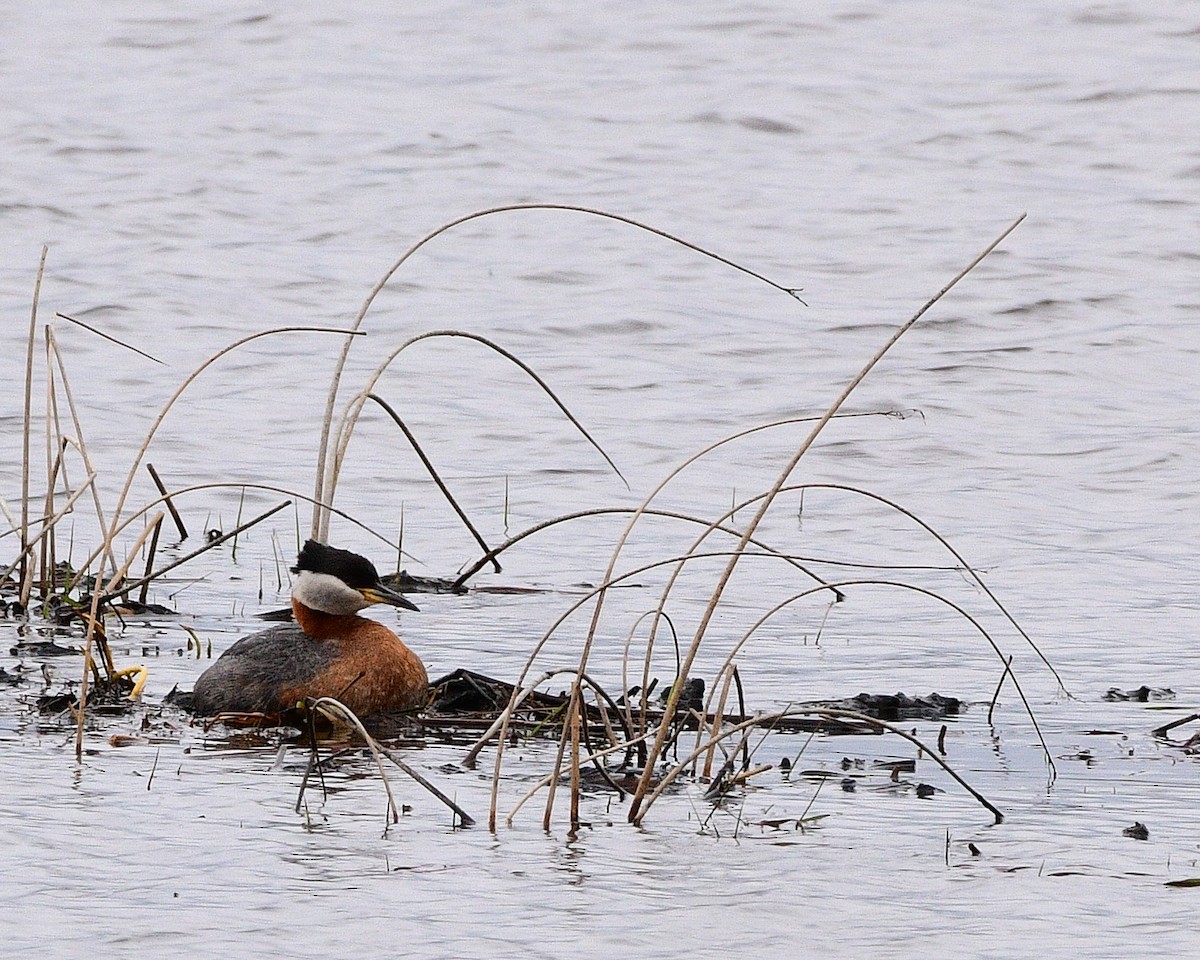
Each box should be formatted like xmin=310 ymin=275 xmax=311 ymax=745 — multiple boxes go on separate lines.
xmin=4 ymin=207 xmax=1060 ymax=831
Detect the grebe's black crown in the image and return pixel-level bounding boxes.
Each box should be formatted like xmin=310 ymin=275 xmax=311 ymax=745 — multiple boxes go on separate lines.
xmin=293 ymin=540 xmax=381 ymax=589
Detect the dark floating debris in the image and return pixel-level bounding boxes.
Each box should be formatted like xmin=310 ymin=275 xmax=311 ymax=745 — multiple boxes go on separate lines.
xmin=105 ymin=598 xmax=175 ymax=617
xmin=382 ymin=571 xmax=466 ymax=595
xmin=162 ymin=684 xmax=194 ymax=712
xmin=809 ymin=692 xmax=963 ymax=722
xmin=1122 ymin=821 xmax=1149 ymax=841
xmin=257 ymin=607 xmax=296 ymax=622
xmin=424 ymin=670 xmax=885 ymax=738
xmin=1151 ymin=712 xmax=1200 ymax=749
xmin=10 ymin=639 xmax=78 ymax=658
xmin=1103 ymin=686 xmax=1174 ymax=702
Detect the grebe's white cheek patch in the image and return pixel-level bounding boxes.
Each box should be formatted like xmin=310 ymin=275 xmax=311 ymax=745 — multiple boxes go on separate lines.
xmin=292 ymin=570 xmax=370 ymax=615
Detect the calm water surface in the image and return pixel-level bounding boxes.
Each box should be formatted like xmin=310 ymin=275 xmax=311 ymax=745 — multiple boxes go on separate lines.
xmin=2 ymin=2 xmax=1198 ymax=957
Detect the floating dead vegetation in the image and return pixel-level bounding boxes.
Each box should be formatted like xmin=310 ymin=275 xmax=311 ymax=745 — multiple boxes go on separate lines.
xmin=2 ymin=205 xmax=1097 ymax=835
xmin=1104 ymin=685 xmax=1175 ymax=702
xmin=1151 ymin=712 xmax=1200 ymax=755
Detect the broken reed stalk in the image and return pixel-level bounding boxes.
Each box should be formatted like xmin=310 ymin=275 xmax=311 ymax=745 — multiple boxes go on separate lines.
xmin=377 ymin=746 xmax=476 ymax=828
xmin=40 ymin=332 xmax=60 ymax=596
xmin=626 ymin=214 xmax=1027 ymax=823
xmin=308 ymin=698 xmax=402 ymax=825
xmin=309 ymin=202 xmax=806 ymax=541
xmin=568 ymin=699 xmax=582 ymax=837
xmin=55 ymin=312 xmax=164 ymax=365
xmin=19 ymin=247 xmax=49 ymax=606
xmin=1151 ymin=713 xmax=1200 ymax=739
xmin=317 ymin=330 xmax=627 ymax=545
xmin=146 ymin=463 xmax=188 ymax=540
xmin=231 ymin=486 xmax=247 ymax=562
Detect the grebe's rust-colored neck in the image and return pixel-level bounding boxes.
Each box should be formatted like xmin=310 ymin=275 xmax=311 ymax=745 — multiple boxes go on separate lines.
xmin=292 ymin=597 xmax=360 ymax=640
xmin=282 ymin=596 xmax=429 ymax=715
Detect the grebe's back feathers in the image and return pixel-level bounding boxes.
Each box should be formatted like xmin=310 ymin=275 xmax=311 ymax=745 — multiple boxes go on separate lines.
xmin=190 ymin=624 xmax=336 ymax=715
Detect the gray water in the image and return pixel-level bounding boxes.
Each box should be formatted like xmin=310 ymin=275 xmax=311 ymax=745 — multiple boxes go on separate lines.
xmin=2 ymin=2 xmax=1198 ymax=957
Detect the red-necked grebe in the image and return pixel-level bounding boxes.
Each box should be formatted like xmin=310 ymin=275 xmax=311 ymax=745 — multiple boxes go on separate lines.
xmin=190 ymin=540 xmax=427 ymax=717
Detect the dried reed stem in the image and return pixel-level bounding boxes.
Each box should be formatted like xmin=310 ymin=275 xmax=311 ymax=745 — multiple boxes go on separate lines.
xmin=309 ymin=698 xmax=402 ymax=825
xmin=318 ymin=329 xmax=626 ymax=542
xmin=451 ymin=505 xmax=832 ymax=593
xmin=137 ymin=516 xmax=164 ymax=605
xmin=47 ymin=328 xmax=118 ymax=572
xmin=310 ymin=203 xmax=803 ymax=540
xmin=19 ymin=247 xmax=48 ymax=605
xmin=308 ymin=697 xmax=475 ymax=828
xmin=627 ymin=214 xmax=1027 ymax=822
xmin=55 ymin=313 xmax=164 ymax=364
